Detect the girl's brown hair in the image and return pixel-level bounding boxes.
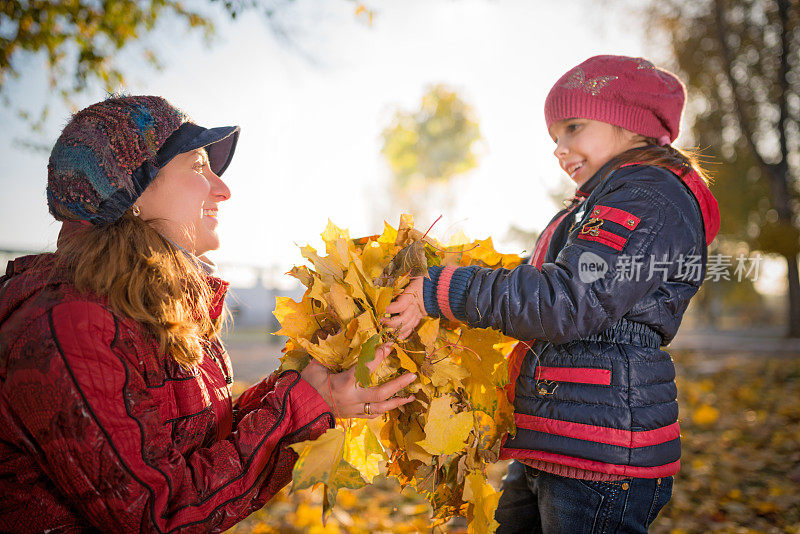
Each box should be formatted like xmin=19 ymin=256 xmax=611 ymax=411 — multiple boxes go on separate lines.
xmin=54 ymin=212 xmax=225 ymax=367
xmin=604 ymin=133 xmax=713 ymax=185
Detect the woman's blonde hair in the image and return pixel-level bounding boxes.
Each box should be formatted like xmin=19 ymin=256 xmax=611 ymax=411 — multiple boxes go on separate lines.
xmin=54 ymin=212 xmax=225 ymax=367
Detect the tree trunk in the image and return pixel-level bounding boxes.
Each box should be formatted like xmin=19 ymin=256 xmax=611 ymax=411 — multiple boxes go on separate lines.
xmin=786 ymin=252 xmax=800 ymax=338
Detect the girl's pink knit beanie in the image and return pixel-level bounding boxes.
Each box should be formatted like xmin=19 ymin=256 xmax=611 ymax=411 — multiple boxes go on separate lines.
xmin=544 ymin=55 xmax=686 ymax=145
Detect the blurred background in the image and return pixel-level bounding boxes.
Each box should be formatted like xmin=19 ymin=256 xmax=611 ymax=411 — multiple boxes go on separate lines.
xmin=1 ymin=0 xmax=798 ymax=532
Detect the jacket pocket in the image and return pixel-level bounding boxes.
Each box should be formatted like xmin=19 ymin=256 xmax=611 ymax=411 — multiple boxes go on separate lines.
xmin=534 ymin=366 xmax=611 ymax=385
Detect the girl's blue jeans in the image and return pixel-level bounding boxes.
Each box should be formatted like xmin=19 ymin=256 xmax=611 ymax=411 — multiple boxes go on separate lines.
xmin=495 ymin=461 xmax=673 ymax=533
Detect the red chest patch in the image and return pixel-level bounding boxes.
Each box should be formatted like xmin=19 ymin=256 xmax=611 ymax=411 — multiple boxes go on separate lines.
xmin=576 ymin=204 xmax=641 ymax=251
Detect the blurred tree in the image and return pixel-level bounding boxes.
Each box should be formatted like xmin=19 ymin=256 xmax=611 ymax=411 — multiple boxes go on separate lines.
xmin=648 ymin=0 xmax=800 ymax=337
xmin=380 ymin=84 xmax=482 ymax=223
xmin=0 ymin=0 xmax=374 ymax=126
xmin=381 ymin=84 xmax=482 ymax=188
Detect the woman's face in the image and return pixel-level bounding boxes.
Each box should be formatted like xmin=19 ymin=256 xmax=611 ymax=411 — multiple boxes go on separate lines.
xmin=136 ymin=148 xmax=231 ymax=256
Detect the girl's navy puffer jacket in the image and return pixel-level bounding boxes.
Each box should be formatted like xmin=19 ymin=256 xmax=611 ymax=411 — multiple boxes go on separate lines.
xmin=423 ymin=164 xmax=720 ymax=478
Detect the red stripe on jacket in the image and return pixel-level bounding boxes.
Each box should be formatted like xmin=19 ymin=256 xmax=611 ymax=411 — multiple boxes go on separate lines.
xmin=514 ymin=414 xmax=680 ymax=448
xmin=590 ymin=204 xmax=641 ymax=230
xmin=499 ymin=447 xmax=681 ymax=478
xmin=576 ymin=227 xmax=627 ymax=251
xmin=534 ymin=366 xmax=611 ymax=385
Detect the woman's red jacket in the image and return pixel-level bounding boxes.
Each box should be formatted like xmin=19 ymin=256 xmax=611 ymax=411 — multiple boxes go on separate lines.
xmin=0 ymin=253 xmax=334 ymax=532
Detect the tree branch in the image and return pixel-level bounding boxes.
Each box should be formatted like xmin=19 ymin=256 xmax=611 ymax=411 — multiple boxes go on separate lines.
xmin=712 ymin=0 xmax=771 ymax=174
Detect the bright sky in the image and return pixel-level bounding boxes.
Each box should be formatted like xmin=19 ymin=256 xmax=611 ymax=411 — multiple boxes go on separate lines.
xmin=2 ymin=0 xmax=656 ymax=284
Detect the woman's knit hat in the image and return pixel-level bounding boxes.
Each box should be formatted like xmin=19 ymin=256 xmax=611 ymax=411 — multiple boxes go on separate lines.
xmin=544 ymin=55 xmax=686 ymax=145
xmin=47 ymin=95 xmax=239 ymax=225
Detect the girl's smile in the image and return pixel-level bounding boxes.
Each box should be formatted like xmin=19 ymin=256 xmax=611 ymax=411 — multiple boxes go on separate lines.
xmin=549 ymin=118 xmax=645 ymax=186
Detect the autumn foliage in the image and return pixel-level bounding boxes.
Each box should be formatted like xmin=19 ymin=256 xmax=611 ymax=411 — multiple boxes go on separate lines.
xmin=228 ymin=348 xmax=800 ymax=533
xmin=272 ymin=215 xmax=521 ymax=532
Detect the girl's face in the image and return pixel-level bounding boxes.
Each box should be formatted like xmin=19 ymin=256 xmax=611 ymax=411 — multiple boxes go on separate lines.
xmin=549 ymin=119 xmax=645 ymax=187
xmin=136 ymin=148 xmax=231 ymax=256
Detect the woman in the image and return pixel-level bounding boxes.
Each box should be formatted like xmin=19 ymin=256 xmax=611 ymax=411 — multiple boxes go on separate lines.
xmin=0 ymin=95 xmax=415 ymax=532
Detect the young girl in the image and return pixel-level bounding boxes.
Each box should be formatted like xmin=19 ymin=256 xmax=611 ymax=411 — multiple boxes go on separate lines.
xmin=386 ymin=55 xmax=720 ymax=533
xmin=0 ymin=95 xmax=415 ymax=532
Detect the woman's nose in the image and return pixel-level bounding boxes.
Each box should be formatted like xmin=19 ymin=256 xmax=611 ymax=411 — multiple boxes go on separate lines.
xmin=209 ymin=172 xmax=231 ymax=201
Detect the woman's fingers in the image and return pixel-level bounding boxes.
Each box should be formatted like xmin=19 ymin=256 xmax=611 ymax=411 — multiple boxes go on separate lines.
xmin=364 ymin=371 xmax=417 ymax=402
xmin=308 ymin=342 xmax=421 ymax=418
xmin=362 ymin=395 xmax=416 ymax=418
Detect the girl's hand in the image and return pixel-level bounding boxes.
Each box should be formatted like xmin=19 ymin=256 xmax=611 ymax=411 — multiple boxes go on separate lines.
xmin=300 ymin=344 xmax=416 ymax=419
xmin=383 ymin=276 xmax=425 ymax=340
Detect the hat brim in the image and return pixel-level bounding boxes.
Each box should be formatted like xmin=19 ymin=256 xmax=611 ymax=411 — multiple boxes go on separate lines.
xmin=155 ymin=123 xmax=240 ymax=176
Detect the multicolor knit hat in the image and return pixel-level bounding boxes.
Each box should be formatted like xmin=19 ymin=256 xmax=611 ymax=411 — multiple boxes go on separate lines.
xmin=47 ymin=95 xmax=240 ymax=225
xmin=544 ymin=55 xmax=686 ymax=146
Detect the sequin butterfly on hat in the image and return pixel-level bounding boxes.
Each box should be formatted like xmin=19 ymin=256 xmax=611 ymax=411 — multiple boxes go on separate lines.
xmin=561 ymin=69 xmax=618 ymax=96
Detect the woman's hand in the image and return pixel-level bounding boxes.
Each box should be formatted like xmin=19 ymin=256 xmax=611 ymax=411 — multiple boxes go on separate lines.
xmin=383 ymin=276 xmax=425 ymax=340
xmin=300 ymin=344 xmax=416 ymax=419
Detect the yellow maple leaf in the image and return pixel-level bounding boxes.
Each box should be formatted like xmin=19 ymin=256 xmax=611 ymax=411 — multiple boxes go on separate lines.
xmin=287 ymin=265 xmax=314 ymax=288
xmin=462 ymin=472 xmax=501 ymax=534
xmin=422 ymin=358 xmax=469 ymax=389
xmin=308 ymin=276 xmax=330 ymax=304
xmin=320 ymin=221 xmax=360 ymax=275
xmin=470 ymin=238 xmax=503 ymax=266
xmin=297 ymin=329 xmax=354 ymax=371
xmin=403 ymin=418 xmax=433 ymax=464
xmin=377 ymin=221 xmax=398 ymax=244
xmin=290 ymin=426 xmax=370 ymax=523
xmin=344 ymin=265 xmax=371 ymax=306
xmin=346 ymin=312 xmax=378 ymax=348
xmin=417 ymin=318 xmax=440 ymax=352
xmin=289 ymin=427 xmax=353 ymax=490
xmin=343 ymin=420 xmax=386 ymax=483
xmin=301 ymin=244 xmax=344 ymax=281
xmin=360 ymin=243 xmax=389 ymax=281
xmin=447 ymin=229 xmax=472 ymax=247
xmin=327 ymin=283 xmax=360 ymax=322
xmin=321 ymin=219 xmax=350 ymax=247
xmin=394 ymin=344 xmax=419 ymax=373
xmin=273 ymin=296 xmax=318 ymax=339
xmin=418 ymin=396 xmax=474 ymax=455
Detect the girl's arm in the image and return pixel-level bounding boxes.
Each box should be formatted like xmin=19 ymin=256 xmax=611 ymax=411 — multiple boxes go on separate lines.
xmin=388 ymin=175 xmax=704 ymax=344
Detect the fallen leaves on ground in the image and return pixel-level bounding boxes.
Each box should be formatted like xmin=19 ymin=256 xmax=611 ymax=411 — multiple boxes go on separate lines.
xmin=653 ymin=351 xmax=800 ymax=534
xmin=228 ymin=350 xmax=800 ymax=533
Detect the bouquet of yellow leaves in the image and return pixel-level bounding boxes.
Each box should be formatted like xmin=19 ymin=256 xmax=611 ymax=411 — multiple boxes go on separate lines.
xmin=276 ymin=215 xmax=521 ymax=533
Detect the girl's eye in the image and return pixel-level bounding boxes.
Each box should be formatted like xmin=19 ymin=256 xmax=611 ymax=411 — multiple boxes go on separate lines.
xmin=566 ymin=123 xmax=580 ymax=133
